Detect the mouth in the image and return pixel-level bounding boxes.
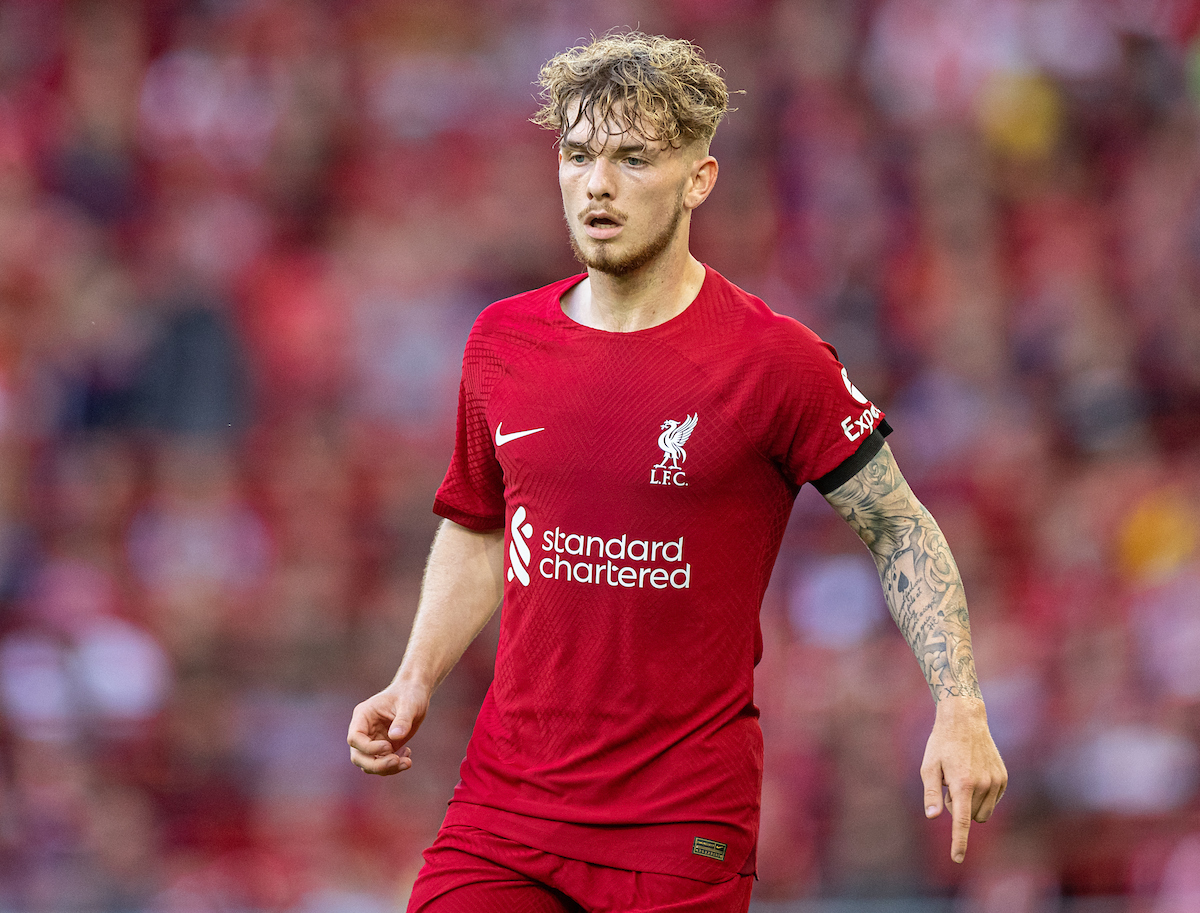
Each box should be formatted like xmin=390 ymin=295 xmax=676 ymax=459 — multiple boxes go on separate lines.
xmin=582 ymin=210 xmax=624 ymax=240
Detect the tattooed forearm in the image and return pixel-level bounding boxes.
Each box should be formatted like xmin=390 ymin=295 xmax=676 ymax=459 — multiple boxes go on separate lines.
xmin=824 ymin=443 xmax=982 ymax=703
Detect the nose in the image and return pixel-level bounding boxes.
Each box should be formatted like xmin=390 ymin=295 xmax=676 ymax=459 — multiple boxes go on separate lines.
xmin=586 ymin=156 xmax=615 ymax=200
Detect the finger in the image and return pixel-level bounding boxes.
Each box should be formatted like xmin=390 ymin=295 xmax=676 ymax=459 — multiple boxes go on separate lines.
xmin=351 ymin=746 xmax=412 ymax=775
xmin=971 ymin=781 xmax=988 ymax=820
xmin=347 ymin=716 xmax=396 ymax=754
xmin=354 ymin=755 xmax=404 ymax=775
xmin=974 ymin=794 xmax=996 ymax=822
xmin=920 ymin=759 xmax=945 ymax=819
xmin=347 ymin=706 xmax=391 ymax=749
xmin=973 ymin=776 xmax=1006 ymax=822
xmin=949 ymin=784 xmax=974 ymax=864
xmin=348 ymin=734 xmax=396 ymax=756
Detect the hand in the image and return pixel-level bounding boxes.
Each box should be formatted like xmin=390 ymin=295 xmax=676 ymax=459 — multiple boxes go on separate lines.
xmin=920 ymin=696 xmax=1007 ymax=864
xmin=347 ymin=680 xmax=430 ymax=775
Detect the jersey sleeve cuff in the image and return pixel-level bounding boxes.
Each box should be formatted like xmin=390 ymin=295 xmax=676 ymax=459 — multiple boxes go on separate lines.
xmin=811 ymin=419 xmax=893 ymax=494
xmin=433 ymin=499 xmax=505 ymax=532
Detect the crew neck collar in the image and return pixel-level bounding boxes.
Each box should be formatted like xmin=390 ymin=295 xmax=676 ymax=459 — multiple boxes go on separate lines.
xmin=551 ymin=264 xmax=712 ymax=336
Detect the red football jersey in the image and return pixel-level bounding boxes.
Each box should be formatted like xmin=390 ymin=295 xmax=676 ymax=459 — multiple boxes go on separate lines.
xmin=433 ymin=266 xmax=887 ymax=881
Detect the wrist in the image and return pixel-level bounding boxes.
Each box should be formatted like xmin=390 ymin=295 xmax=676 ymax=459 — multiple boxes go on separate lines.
xmin=935 ymin=692 xmax=987 ymax=717
xmin=390 ymin=667 xmax=437 ymax=700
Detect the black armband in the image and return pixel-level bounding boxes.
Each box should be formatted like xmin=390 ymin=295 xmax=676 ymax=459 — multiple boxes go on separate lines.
xmin=812 ymin=420 xmax=893 ymax=494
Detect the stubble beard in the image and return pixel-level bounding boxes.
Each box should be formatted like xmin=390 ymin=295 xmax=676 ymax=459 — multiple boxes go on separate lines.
xmin=566 ymin=197 xmax=686 ymax=277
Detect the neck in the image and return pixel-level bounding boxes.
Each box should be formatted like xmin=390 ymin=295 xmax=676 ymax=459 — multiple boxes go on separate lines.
xmin=565 ymin=240 xmax=706 ymax=333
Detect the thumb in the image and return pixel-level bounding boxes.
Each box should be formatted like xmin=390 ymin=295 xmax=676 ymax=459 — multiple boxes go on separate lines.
xmin=388 ymin=715 xmax=413 ymax=742
xmin=387 ymin=695 xmax=425 ymax=744
xmin=383 ymin=684 xmax=429 ymax=745
xmin=921 ymin=760 xmax=945 ymax=819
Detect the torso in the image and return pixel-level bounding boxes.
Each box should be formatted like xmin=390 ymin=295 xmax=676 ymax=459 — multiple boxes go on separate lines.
xmin=432 ymin=265 xmax=885 ymax=878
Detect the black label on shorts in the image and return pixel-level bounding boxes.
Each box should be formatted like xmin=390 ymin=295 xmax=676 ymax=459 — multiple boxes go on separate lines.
xmin=692 ymin=837 xmax=727 ymax=861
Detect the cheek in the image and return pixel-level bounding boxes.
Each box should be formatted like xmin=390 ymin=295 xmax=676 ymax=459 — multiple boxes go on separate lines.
xmin=559 ymin=170 xmax=581 ymax=200
xmin=648 ymin=185 xmax=683 ymax=218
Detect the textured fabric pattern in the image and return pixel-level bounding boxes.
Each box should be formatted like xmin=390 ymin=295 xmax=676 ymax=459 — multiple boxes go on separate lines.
xmin=408 ymin=826 xmax=753 ymax=913
xmin=432 ymin=266 xmax=885 ymax=878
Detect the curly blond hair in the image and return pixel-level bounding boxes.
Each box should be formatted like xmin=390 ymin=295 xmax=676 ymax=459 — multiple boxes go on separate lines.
xmin=533 ymin=31 xmax=730 ymax=149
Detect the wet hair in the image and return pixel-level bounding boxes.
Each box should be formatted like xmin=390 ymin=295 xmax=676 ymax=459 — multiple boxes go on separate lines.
xmin=533 ymin=31 xmax=730 ymax=149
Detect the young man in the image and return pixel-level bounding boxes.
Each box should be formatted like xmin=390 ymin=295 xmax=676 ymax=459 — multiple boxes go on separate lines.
xmin=348 ymin=32 xmax=1007 ymax=913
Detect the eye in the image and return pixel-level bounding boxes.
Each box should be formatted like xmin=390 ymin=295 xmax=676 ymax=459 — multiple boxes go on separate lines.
xmin=568 ymin=152 xmax=588 ymax=164
xmin=626 ymin=156 xmax=646 ymax=167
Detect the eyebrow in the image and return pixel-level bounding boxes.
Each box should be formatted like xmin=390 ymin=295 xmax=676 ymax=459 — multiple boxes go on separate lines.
xmin=560 ymin=139 xmax=653 ymax=157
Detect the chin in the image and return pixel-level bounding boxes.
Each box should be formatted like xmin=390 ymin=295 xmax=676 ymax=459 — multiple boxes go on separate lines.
xmin=564 ymin=202 xmax=684 ymax=278
xmin=570 ymin=233 xmax=675 ymax=277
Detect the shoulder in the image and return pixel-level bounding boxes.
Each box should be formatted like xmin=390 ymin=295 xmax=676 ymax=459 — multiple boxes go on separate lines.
xmin=700 ymin=268 xmax=836 ymax=366
xmin=464 ymin=274 xmax=582 ymax=356
xmin=472 ymin=275 xmax=581 ymax=335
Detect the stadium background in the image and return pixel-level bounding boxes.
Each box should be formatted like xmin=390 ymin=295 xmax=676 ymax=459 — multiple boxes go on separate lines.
xmin=1 ymin=0 xmax=1199 ymax=910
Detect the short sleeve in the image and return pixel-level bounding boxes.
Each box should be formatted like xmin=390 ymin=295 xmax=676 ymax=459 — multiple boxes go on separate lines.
xmin=811 ymin=423 xmax=893 ymax=494
xmin=432 ymin=328 xmax=506 ymax=530
xmin=758 ymin=320 xmax=887 ymax=489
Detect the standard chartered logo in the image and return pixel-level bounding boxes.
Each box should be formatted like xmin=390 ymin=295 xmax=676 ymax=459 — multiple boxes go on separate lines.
xmin=504 ymin=507 xmax=692 ymax=590
xmin=508 ymin=505 xmax=534 ymax=585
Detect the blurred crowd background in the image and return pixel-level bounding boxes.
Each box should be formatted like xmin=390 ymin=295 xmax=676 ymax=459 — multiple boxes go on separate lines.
xmin=1 ymin=0 xmax=1200 ymax=910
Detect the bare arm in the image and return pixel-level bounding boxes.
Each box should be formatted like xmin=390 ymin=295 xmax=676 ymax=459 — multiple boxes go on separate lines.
xmin=823 ymin=442 xmax=979 ymax=702
xmin=822 ymin=441 xmax=1007 ymax=863
xmin=347 ymin=518 xmax=504 ymax=775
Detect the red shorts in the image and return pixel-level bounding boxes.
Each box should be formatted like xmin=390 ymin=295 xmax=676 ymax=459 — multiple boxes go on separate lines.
xmin=407 ymin=825 xmax=754 ymax=913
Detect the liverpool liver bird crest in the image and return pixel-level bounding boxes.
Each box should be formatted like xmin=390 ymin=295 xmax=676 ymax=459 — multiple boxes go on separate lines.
xmin=655 ymin=413 xmax=697 ymax=470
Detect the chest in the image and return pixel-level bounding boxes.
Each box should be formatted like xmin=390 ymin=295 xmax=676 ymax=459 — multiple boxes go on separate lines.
xmin=486 ymin=339 xmax=764 ymax=504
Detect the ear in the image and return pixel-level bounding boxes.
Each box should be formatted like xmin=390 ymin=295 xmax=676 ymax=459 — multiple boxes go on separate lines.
xmin=683 ymin=155 xmax=718 ymax=211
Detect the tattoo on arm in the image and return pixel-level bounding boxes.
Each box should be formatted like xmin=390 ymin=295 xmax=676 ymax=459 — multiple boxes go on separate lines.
xmin=824 ymin=444 xmax=982 ymax=703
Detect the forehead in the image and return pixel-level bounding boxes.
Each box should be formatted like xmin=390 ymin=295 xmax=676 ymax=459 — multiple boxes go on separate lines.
xmin=559 ymin=101 xmax=669 ymax=154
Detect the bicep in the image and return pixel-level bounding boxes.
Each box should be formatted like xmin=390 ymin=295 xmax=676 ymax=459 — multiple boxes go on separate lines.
xmin=400 ymin=520 xmax=506 ymax=694
xmin=427 ymin=519 xmax=506 ymax=610
xmin=820 ymin=442 xmax=925 ymax=554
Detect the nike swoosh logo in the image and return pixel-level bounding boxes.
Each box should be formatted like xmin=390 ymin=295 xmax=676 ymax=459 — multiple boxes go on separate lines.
xmin=495 ymin=423 xmax=546 ymax=447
